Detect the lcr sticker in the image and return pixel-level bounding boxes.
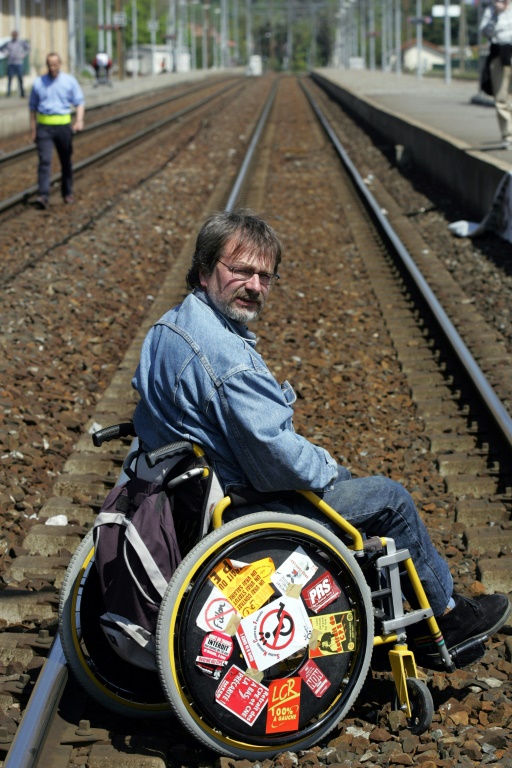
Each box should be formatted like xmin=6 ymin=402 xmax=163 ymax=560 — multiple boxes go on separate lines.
xmin=214 ymin=665 xmax=268 ymax=726
xmin=298 ymin=659 xmax=331 ymax=697
xmin=309 ymin=611 xmax=356 ymax=658
xmin=302 ymin=571 xmax=341 ymax=614
xmin=265 ymin=677 xmax=301 ymax=733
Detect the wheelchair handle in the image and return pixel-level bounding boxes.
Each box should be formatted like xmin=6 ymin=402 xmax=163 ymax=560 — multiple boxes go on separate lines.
xmin=145 ymin=440 xmax=195 ymax=468
xmin=92 ymin=422 xmax=137 ymax=447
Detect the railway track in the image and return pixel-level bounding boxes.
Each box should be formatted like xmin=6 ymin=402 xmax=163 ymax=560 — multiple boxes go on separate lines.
xmin=0 ymin=76 xmax=240 ymax=213
xmin=1 ymin=74 xmax=511 ymax=767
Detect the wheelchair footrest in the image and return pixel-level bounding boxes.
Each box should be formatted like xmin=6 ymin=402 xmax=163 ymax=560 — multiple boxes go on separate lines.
xmin=450 ymin=637 xmax=487 ymax=669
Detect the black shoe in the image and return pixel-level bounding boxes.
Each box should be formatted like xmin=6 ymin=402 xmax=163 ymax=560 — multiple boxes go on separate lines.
xmin=64 ymin=195 xmax=74 ymax=205
xmin=409 ymin=593 xmax=511 ymax=670
xmin=35 ymin=195 xmax=48 ymax=210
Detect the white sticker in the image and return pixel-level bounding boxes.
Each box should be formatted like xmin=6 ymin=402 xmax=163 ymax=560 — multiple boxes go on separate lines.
xmin=236 ymin=595 xmax=312 ymax=672
xmin=270 ymin=547 xmax=318 ymax=595
xmin=196 ymin=586 xmax=240 ymax=633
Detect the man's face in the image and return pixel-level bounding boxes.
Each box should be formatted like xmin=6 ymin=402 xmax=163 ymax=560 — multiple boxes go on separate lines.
xmin=47 ymin=55 xmax=61 ymax=79
xmin=199 ymin=239 xmax=275 ymax=324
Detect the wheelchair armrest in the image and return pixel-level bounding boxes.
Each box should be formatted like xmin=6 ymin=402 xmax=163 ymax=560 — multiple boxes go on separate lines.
xmin=228 ymin=488 xmax=297 ymax=508
xmin=364 ymin=536 xmax=384 ymax=553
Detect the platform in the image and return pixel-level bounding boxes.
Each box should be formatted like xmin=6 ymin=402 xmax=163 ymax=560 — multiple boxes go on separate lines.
xmin=313 ymin=68 xmax=512 ymax=223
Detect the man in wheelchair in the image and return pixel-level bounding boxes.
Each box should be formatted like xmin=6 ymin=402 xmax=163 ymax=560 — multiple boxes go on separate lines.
xmin=131 ymin=207 xmax=510 ymax=672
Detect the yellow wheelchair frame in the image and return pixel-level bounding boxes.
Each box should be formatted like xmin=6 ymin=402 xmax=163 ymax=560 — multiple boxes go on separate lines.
xmin=59 ymin=424 xmax=456 ymax=758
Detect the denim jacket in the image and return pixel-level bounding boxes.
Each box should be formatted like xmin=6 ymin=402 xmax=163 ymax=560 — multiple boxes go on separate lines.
xmin=132 ymin=289 xmax=338 ymax=493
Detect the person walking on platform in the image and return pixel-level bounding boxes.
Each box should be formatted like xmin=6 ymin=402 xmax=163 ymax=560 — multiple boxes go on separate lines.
xmin=0 ymin=30 xmax=30 ymax=98
xmin=29 ymin=52 xmax=85 ymax=209
xmin=480 ymin=0 xmax=512 ymax=148
xmin=131 ymin=207 xmax=511 ymax=672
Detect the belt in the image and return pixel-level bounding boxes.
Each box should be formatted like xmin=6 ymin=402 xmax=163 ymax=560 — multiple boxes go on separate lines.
xmin=37 ymin=113 xmax=71 ymax=125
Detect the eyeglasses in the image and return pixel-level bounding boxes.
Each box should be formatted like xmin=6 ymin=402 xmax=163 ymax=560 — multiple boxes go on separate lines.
xmin=217 ymin=259 xmax=280 ymax=286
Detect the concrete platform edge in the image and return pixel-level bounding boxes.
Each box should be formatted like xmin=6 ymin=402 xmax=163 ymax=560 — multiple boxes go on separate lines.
xmin=312 ymin=70 xmax=508 ymax=223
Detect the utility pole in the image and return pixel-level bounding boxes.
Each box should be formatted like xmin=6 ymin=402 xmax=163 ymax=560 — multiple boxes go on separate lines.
xmin=114 ymin=0 xmax=125 ymax=79
xmin=132 ymin=0 xmax=138 ymax=78
xmin=68 ymin=0 xmax=77 ymax=74
xmin=98 ymin=0 xmax=105 ymax=51
xmin=202 ymin=3 xmax=209 ymax=67
xmin=246 ymin=0 xmax=252 ymax=63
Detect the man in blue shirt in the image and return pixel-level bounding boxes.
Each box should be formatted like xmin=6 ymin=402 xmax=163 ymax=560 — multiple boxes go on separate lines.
xmin=29 ymin=52 xmax=85 ymax=209
xmin=132 ymin=208 xmax=510 ymax=670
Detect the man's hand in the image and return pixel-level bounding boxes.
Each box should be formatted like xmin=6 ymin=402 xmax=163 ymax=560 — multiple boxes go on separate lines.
xmin=73 ymin=104 xmax=85 ymax=133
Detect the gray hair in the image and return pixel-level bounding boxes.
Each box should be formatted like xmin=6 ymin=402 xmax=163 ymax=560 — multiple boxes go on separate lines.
xmin=186 ymin=208 xmax=282 ymax=289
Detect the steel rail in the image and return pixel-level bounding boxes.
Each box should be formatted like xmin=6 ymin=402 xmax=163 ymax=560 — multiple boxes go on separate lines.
xmin=3 ymin=638 xmax=68 ymax=768
xmin=0 ymin=78 xmax=235 ymax=169
xmin=224 ymin=79 xmax=277 ymax=212
xmin=302 ymin=80 xmax=512 ymax=452
xmin=0 ymin=80 xmax=242 ymax=214
xmin=1 ymin=83 xmax=277 ymax=768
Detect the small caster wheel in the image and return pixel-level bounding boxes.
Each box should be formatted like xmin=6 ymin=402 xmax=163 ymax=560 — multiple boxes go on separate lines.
xmin=403 ymin=677 xmax=433 ymax=735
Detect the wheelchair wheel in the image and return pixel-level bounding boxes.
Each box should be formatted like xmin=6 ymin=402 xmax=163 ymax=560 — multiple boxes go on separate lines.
xmin=59 ymin=530 xmax=170 ymax=718
xmin=403 ymin=678 xmax=433 ymax=735
xmin=156 ymin=512 xmax=374 ymax=758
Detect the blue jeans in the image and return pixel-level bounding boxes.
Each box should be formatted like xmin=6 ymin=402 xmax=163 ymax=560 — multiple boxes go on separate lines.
xmin=225 ymin=468 xmax=453 ymax=616
xmin=7 ymin=63 xmax=24 ymax=97
xmin=35 ymin=124 xmax=74 ymax=199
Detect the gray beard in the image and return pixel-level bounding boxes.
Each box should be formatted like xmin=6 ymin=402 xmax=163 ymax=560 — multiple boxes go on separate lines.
xmin=223 ymin=304 xmax=261 ymax=324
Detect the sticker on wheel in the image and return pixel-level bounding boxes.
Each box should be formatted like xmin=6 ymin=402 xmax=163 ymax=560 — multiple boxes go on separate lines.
xmin=298 ymin=659 xmax=331 ymax=697
xmin=237 ymin=596 xmax=312 ymax=671
xmin=309 ymin=611 xmax=355 ymax=657
xmin=215 ymin=665 xmax=268 ymax=725
xmin=266 ymin=677 xmax=301 ymax=733
xmin=195 ymin=655 xmax=227 ymax=679
xmin=302 ymin=571 xmax=341 ymax=614
xmin=209 ymin=557 xmax=275 ymax=617
xmin=196 ymin=586 xmax=240 ymax=634
xmin=201 ymin=631 xmax=234 ymax=662
xmin=271 ymin=547 xmax=318 ymax=594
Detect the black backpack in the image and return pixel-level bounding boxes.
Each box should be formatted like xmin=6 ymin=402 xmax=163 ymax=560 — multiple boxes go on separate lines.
xmin=92 ymin=437 xmax=222 ymax=671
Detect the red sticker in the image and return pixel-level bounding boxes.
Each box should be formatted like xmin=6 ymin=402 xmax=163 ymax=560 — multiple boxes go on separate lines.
xmin=266 ymin=678 xmax=301 ymax=733
xmin=215 ymin=665 xmax=268 ymax=725
xmin=201 ymin=631 xmax=234 ymax=662
xmin=298 ymin=659 xmax=331 ymax=697
xmin=196 ymin=658 xmax=224 ymax=679
xmin=301 ymin=571 xmax=341 ymax=614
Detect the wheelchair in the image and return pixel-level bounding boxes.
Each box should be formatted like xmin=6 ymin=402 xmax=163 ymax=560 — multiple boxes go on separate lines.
xmin=59 ymin=423 xmax=461 ymax=758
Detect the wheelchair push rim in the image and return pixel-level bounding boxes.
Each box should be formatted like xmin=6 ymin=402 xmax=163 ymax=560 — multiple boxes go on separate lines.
xmin=156 ymin=512 xmax=374 ymax=758
xmin=59 ymin=530 xmax=170 ymax=717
